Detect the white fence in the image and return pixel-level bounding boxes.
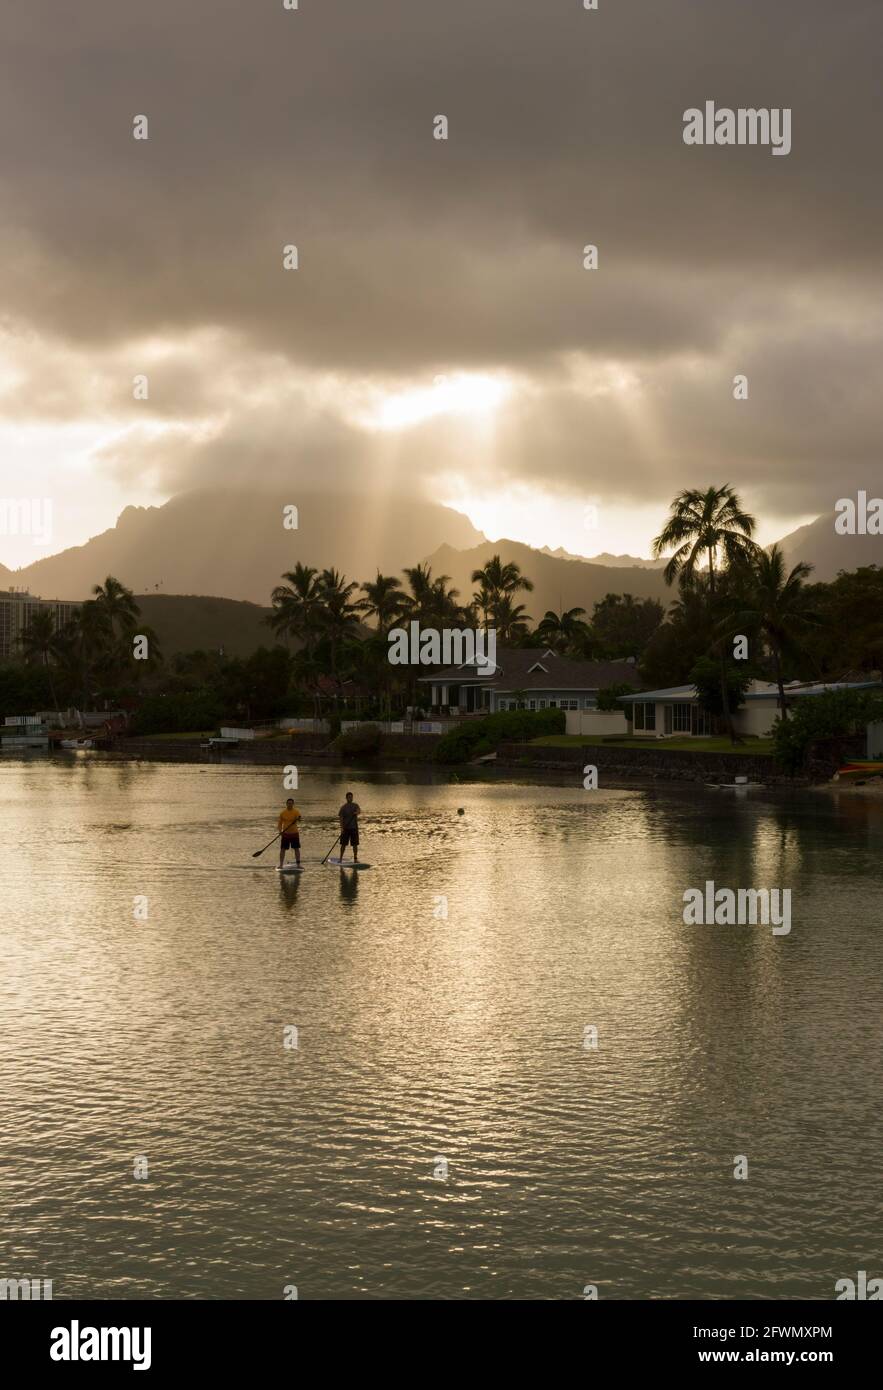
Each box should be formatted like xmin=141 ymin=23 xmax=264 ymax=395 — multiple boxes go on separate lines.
xmin=220 ymin=726 xmax=256 ymax=741
xmin=565 ymin=709 xmax=629 ymax=737
xmin=868 ymin=721 xmax=883 ymax=759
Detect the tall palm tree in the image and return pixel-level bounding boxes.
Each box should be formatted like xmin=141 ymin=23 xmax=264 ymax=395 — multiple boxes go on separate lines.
xmin=18 ymin=608 xmax=64 ymax=713
xmin=652 ymin=487 xmax=759 ymax=743
xmin=401 ymin=563 xmax=460 ymax=627
xmin=494 ymin=595 xmax=532 ymax=643
xmin=536 ymin=606 xmax=590 ymax=655
xmin=358 ymin=572 xmax=407 ymax=636
xmin=317 ymin=569 xmax=362 ymax=686
xmin=730 ymin=546 xmax=816 ymax=719
xmin=269 ymin=563 xmax=322 ymax=654
xmin=92 ymin=576 xmax=140 ymax=636
xmin=470 ymin=555 xmax=534 ymax=631
xmin=651 ymin=486 xmax=758 ymax=592
xmin=57 ymin=601 xmax=113 ymax=711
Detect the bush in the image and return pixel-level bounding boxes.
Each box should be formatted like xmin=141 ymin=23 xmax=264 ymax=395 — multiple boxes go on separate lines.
xmin=334 ymin=723 xmax=382 ymax=756
xmin=327 ymin=712 xmax=342 ymax=740
xmin=435 ymin=708 xmax=565 ymax=764
xmin=130 ymin=690 xmax=221 ymax=735
xmin=597 ymin=683 xmax=636 ymax=713
xmin=772 ymin=689 xmax=883 ymax=774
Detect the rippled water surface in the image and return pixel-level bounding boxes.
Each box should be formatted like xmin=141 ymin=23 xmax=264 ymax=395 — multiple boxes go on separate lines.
xmin=1 ymin=756 xmax=881 ymax=1299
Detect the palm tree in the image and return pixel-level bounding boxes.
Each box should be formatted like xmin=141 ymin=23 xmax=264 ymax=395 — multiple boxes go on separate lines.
xmin=317 ymin=569 xmax=362 ymax=688
xmin=730 ymin=546 xmax=817 ymax=719
xmin=92 ymin=576 xmax=140 ymax=636
xmin=494 ymin=595 xmax=532 ymax=643
xmin=536 ymin=606 xmax=590 ymax=655
xmin=57 ymin=601 xmax=113 ymax=711
xmin=470 ymin=555 xmax=534 ymax=631
xmin=18 ymin=608 xmax=64 ymax=713
xmin=358 ymin=573 xmax=407 ymax=636
xmin=269 ymin=563 xmax=322 ymax=654
xmin=651 ymin=486 xmax=758 ymax=592
xmin=401 ymin=563 xmax=461 ymax=626
xmin=652 ymin=487 xmax=759 ymax=743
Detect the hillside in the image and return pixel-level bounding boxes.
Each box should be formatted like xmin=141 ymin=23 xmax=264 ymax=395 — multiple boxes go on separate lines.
xmin=424 ymin=539 xmax=671 ymax=620
xmin=4 ymin=489 xmax=486 ymax=603
xmin=779 ymin=510 xmax=882 ymax=581
xmin=134 ymin=594 xmax=277 ymax=659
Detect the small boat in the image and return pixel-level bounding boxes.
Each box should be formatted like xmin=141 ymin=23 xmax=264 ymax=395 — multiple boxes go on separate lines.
xmin=59 ymin=738 xmax=94 ymax=750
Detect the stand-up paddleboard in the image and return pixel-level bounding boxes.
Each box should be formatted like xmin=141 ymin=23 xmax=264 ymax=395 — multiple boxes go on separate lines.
xmin=327 ymin=857 xmax=371 ymax=869
xmin=276 ymin=864 xmax=305 ymax=873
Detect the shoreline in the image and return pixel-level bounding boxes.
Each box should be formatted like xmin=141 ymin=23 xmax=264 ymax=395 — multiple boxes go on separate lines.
xmin=34 ymin=738 xmax=824 ymax=793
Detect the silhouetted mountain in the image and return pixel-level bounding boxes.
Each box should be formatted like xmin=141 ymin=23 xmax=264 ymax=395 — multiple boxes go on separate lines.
xmin=5 ymin=489 xmax=486 ymax=603
xmin=424 ymin=538 xmax=670 ymax=620
xmin=778 ymin=508 xmax=882 ymax=581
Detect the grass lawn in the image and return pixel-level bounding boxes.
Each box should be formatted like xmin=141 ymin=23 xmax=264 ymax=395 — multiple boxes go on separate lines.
xmin=531 ymin=734 xmax=776 ymax=755
xmin=135 ymin=730 xmax=215 ymax=741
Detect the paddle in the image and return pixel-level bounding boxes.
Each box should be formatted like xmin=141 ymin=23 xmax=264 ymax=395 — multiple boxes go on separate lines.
xmin=252 ymin=829 xmax=284 ymax=858
xmin=321 ymin=835 xmax=341 ymax=865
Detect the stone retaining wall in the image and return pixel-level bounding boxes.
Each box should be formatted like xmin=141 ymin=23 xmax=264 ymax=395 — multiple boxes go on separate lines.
xmin=496 ymin=741 xmax=786 ymax=783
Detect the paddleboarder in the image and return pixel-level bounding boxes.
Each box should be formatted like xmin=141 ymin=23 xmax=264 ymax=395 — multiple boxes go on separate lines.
xmin=278 ymin=798 xmax=302 ymax=868
xmin=338 ymin=791 xmax=361 ymax=863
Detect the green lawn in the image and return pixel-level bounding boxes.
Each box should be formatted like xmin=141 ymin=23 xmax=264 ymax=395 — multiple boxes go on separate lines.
xmin=134 ymin=730 xmax=216 ymax=741
xmin=531 ymin=734 xmax=775 ymax=755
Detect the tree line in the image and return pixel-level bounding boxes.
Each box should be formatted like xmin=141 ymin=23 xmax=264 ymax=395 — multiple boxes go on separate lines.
xmin=5 ymin=485 xmax=881 ymax=735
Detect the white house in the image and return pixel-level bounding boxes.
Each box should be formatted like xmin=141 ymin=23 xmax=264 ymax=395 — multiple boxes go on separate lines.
xmin=620 ymin=679 xmax=882 ymax=739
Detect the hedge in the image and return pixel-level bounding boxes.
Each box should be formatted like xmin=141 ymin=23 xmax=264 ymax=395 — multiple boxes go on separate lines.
xmin=435 ymin=708 xmax=566 ymax=763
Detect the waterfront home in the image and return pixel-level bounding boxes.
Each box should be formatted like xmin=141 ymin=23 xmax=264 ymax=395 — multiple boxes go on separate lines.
xmin=620 ymin=679 xmax=883 ymax=739
xmin=419 ymin=648 xmax=638 ymax=715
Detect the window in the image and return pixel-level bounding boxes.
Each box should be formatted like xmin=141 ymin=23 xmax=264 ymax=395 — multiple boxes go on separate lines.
xmin=635 ymin=702 xmax=656 ymax=731
xmin=691 ymin=705 xmax=711 ymax=736
xmin=528 ymin=699 xmax=537 ymax=710
xmin=560 ymin=699 xmax=579 ymax=710
xmin=548 ymin=699 xmax=557 ymax=708
xmin=672 ymin=703 xmax=691 ymax=733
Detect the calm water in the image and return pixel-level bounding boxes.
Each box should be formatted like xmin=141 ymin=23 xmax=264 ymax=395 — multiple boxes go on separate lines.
xmin=1 ymin=756 xmax=881 ymax=1300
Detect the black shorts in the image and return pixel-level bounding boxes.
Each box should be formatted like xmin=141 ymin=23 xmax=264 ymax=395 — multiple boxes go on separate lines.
xmin=340 ymin=827 xmax=359 ymax=848
xmin=281 ymin=833 xmax=300 ymax=849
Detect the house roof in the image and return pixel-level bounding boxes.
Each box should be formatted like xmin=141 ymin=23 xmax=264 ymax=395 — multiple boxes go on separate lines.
xmin=619 ymin=678 xmax=883 ymax=704
xmin=419 ymin=647 xmax=638 ymax=692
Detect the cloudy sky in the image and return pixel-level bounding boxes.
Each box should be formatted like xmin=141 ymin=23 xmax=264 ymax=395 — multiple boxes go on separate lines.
xmin=1 ymin=0 xmax=881 ymax=568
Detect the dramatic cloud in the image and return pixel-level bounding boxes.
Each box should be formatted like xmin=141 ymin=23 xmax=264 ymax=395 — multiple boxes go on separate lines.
xmin=1 ymin=0 xmax=881 ymax=557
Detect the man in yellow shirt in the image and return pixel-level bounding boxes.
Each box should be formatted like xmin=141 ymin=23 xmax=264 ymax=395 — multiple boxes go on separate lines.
xmin=277 ymin=798 xmax=302 ymax=868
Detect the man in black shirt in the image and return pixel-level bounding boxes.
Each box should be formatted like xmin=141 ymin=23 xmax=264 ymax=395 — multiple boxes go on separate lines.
xmin=338 ymin=791 xmax=361 ymax=863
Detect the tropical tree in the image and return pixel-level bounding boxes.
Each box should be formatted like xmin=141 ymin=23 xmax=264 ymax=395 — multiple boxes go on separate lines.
xmin=18 ymin=607 xmax=65 ymax=712
xmin=728 ymin=545 xmax=817 ymax=718
xmin=316 ymin=568 xmax=362 ymax=687
xmin=92 ymin=576 xmax=140 ymax=637
xmin=493 ymin=595 xmax=532 ymax=644
xmin=358 ymin=572 xmax=407 ymax=636
xmin=470 ymin=555 xmax=534 ymax=632
xmin=268 ymin=563 xmax=323 ymax=655
xmin=536 ymin=606 xmax=590 ymax=655
xmin=651 ymin=486 xmax=759 ymax=590
xmin=652 ymin=487 xmax=759 ymax=742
